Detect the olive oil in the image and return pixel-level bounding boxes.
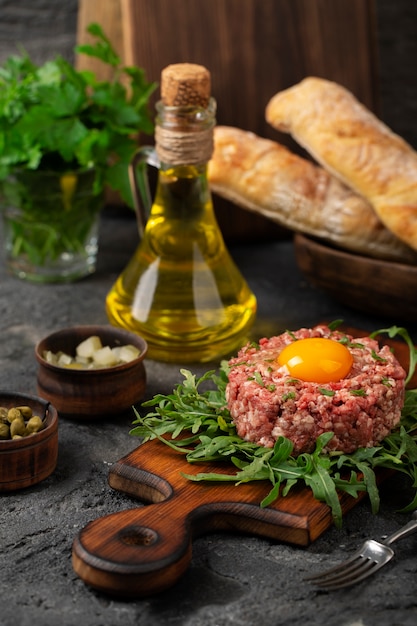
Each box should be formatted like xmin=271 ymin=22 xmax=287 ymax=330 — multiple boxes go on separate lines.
xmin=105 ymin=64 xmax=257 ymax=362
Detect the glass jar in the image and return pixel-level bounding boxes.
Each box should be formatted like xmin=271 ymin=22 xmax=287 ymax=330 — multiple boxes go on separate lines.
xmin=0 ymin=168 xmax=103 ymax=283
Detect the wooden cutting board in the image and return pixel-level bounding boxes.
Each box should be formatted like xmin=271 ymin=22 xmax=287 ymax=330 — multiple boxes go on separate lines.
xmin=72 ymin=438 xmax=380 ymax=598
xmin=71 ymin=330 xmax=412 ymax=598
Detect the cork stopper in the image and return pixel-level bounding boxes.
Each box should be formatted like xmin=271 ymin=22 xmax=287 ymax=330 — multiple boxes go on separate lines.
xmin=161 ymin=63 xmax=211 ymax=108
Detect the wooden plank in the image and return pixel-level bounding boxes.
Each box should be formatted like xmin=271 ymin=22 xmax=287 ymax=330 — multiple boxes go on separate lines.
xmin=120 ymin=0 xmax=379 ymax=242
xmin=76 ymin=0 xmax=379 ymax=242
xmin=76 ymin=0 xmax=128 ymax=207
xmin=76 ymin=0 xmax=125 ymax=76
xmin=121 ymin=0 xmax=379 ymax=141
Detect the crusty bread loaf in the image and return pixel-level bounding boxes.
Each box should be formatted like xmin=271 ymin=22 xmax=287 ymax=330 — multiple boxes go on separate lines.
xmin=265 ymin=76 xmax=417 ymax=252
xmin=208 ymin=126 xmax=417 ymax=263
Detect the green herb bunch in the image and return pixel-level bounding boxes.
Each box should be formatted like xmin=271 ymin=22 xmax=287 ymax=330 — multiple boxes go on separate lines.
xmin=0 ymin=22 xmax=157 ymax=207
xmin=131 ymin=325 xmax=417 ymax=528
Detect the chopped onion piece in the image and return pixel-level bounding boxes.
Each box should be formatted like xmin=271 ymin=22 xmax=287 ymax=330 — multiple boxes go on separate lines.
xmin=76 ymin=335 xmax=103 ymax=359
xmin=43 ymin=335 xmax=142 ymax=370
xmin=92 ymin=346 xmax=119 ymax=367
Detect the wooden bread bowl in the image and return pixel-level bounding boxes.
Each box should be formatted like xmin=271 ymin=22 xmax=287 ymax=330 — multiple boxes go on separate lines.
xmin=294 ymin=234 xmax=417 ymax=322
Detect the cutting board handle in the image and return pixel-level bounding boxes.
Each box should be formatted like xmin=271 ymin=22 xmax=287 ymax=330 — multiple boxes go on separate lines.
xmin=72 ymin=499 xmax=193 ymax=597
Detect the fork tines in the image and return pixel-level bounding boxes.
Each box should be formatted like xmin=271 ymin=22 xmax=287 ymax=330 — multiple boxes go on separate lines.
xmin=305 ymin=553 xmax=387 ymax=590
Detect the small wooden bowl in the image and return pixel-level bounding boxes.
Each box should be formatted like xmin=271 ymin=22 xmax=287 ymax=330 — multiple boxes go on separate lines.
xmin=0 ymin=392 xmax=58 ymax=492
xmin=294 ymin=233 xmax=417 ymax=322
xmin=35 ymin=325 xmax=148 ymax=419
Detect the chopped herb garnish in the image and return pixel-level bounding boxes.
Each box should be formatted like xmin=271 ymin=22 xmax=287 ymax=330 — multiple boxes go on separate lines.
xmin=381 ymin=377 xmax=393 ymax=388
xmin=328 ymin=319 xmax=344 ymax=331
xmin=319 ymin=388 xmax=336 ymax=396
xmin=372 ymin=349 xmax=387 ymax=362
xmin=338 ymin=336 xmax=365 ymax=349
xmin=350 ymin=389 xmax=367 ymax=396
xmin=254 ymin=371 xmax=264 ymax=386
xmin=247 ymin=371 xmax=265 ymax=386
xmin=131 ymin=326 xmax=417 ymax=528
xmin=337 ymin=336 xmax=349 ymax=345
xmin=282 ymin=391 xmax=296 ymax=401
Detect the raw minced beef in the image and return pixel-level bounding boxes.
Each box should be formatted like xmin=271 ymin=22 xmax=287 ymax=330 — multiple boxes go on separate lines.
xmin=226 ymin=324 xmax=406 ymax=455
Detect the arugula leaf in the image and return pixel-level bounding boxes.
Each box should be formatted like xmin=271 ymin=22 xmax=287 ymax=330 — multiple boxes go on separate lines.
xmin=370 ymin=325 xmax=417 ymax=385
xmin=131 ymin=327 xmax=417 ymax=527
xmin=305 ymin=461 xmax=343 ymax=527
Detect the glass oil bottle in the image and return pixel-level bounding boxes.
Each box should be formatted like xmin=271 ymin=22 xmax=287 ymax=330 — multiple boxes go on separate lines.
xmin=105 ymin=63 xmax=257 ymax=363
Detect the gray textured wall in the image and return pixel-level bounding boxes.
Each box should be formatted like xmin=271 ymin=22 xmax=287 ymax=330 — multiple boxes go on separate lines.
xmin=0 ymin=0 xmax=416 ymax=147
xmin=0 ymin=0 xmax=78 ymax=63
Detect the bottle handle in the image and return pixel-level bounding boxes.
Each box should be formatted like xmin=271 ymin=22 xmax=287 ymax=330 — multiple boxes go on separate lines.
xmin=129 ymin=146 xmax=160 ymax=237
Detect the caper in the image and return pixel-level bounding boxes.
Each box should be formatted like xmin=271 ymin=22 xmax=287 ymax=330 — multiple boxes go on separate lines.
xmin=15 ymin=406 xmax=33 ymax=419
xmin=0 ymin=404 xmax=47 ymax=441
xmin=10 ymin=416 xmax=26 ymax=438
xmin=7 ymin=407 xmax=22 ymax=423
xmin=26 ymin=416 xmax=44 ymax=434
xmin=0 ymin=423 xmax=10 ymax=439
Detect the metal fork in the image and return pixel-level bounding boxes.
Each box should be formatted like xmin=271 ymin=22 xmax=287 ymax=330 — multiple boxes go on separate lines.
xmin=305 ymin=511 xmax=417 ymax=591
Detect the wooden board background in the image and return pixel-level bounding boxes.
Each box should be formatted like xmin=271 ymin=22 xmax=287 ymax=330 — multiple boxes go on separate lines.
xmin=76 ymin=0 xmax=379 ymax=242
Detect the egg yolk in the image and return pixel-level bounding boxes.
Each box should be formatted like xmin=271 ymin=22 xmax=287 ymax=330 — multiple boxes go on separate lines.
xmin=277 ymin=337 xmax=353 ymax=383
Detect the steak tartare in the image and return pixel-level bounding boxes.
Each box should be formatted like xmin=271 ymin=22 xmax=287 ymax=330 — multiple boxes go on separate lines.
xmin=226 ymin=325 xmax=406 ymax=455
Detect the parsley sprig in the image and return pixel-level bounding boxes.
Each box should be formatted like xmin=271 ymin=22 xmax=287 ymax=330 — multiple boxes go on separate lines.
xmin=0 ymin=22 xmax=157 ymax=206
xmin=131 ymin=326 xmax=417 ymax=528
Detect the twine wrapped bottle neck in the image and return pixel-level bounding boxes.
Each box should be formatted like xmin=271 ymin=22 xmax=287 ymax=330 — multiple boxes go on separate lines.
xmin=154 ymin=98 xmax=216 ymax=166
xmin=155 ymin=126 xmax=214 ymax=166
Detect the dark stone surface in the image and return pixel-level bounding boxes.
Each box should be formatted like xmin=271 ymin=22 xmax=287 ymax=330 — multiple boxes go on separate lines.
xmin=1 ymin=2 xmax=417 ymax=624
xmin=1 ymin=211 xmax=417 ymax=626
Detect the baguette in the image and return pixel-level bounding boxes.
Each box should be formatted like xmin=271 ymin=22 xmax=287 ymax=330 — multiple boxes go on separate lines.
xmin=208 ymin=126 xmax=417 ymax=263
xmin=265 ymin=76 xmax=417 ymax=252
